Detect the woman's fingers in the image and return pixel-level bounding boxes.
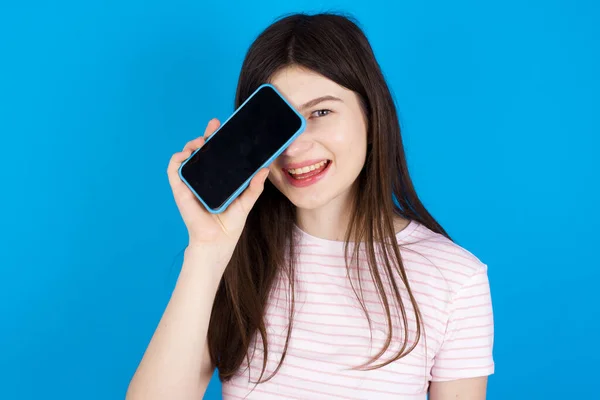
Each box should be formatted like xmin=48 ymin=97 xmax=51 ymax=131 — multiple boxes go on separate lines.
xmin=167 ymin=149 xmax=193 ymax=192
xmin=182 ymin=118 xmax=220 ymax=153
xmin=204 ymin=118 xmax=220 ymax=139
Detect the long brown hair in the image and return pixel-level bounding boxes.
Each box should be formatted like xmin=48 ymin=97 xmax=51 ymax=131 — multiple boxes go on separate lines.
xmin=207 ymin=12 xmax=451 ymax=384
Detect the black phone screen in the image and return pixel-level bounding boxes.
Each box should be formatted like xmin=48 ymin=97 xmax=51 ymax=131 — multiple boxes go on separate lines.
xmin=180 ymin=85 xmax=303 ymax=211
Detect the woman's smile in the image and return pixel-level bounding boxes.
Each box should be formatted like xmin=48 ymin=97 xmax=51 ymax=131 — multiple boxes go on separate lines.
xmin=282 ymin=159 xmax=332 ymax=187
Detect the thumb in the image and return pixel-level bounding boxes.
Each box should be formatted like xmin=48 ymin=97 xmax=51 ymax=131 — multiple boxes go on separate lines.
xmin=223 ymin=168 xmax=270 ymax=223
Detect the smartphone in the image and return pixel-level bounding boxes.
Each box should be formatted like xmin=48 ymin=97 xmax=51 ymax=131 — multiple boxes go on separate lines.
xmin=178 ymin=84 xmax=306 ymax=214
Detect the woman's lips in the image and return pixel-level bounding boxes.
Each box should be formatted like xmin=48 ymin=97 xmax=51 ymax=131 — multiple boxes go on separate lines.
xmin=283 ymin=160 xmax=332 ymax=188
xmin=283 ymin=158 xmax=330 ymax=170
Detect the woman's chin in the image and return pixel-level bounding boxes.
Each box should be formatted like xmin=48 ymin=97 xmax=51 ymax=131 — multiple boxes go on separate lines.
xmin=287 ymin=193 xmax=330 ymax=211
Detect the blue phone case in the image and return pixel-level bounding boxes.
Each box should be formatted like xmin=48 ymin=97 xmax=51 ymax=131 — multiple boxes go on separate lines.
xmin=178 ymin=83 xmax=306 ymax=214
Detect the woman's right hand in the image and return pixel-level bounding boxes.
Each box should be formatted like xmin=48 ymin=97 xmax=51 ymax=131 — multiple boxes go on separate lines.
xmin=166 ymin=118 xmax=270 ymax=259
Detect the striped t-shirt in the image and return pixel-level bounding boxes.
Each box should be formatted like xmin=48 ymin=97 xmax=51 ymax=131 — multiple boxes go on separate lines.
xmin=222 ymin=220 xmax=495 ymax=399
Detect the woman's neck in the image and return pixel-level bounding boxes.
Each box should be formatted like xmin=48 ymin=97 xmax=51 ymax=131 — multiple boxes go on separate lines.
xmin=295 ymin=184 xmax=355 ymax=241
xmin=296 ymin=208 xmax=411 ymax=242
xmin=295 ymin=186 xmax=411 ymax=242
xmin=295 ymin=204 xmax=351 ymax=242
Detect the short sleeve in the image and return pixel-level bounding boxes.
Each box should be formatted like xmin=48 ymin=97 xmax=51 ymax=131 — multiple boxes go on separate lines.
xmin=430 ymin=265 xmax=495 ymax=381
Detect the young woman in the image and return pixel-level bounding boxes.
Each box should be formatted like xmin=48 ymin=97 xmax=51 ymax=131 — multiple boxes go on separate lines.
xmin=127 ymin=13 xmax=494 ymax=400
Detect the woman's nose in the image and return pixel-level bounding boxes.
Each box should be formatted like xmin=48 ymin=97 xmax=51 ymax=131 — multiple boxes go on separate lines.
xmin=282 ymin=134 xmax=314 ymax=158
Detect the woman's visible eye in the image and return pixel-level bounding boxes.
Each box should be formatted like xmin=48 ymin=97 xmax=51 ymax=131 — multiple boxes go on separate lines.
xmin=310 ymin=109 xmax=332 ymax=118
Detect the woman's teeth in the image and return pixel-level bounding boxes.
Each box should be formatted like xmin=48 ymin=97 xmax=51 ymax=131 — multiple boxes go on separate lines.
xmin=287 ymin=160 xmax=328 ymax=175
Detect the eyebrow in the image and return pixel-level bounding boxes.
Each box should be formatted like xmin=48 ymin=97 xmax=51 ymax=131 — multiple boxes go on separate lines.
xmin=298 ymin=95 xmax=343 ymax=111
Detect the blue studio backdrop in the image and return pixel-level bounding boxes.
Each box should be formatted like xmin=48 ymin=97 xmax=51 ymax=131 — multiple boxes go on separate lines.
xmin=1 ymin=1 xmax=598 ymax=399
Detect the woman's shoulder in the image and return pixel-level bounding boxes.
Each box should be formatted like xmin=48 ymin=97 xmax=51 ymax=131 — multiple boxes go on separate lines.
xmin=398 ymin=219 xmax=489 ymax=294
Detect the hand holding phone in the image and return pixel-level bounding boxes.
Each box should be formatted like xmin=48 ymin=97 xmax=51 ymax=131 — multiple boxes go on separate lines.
xmin=178 ymin=84 xmax=306 ymax=214
xmin=166 ymin=118 xmax=270 ymax=260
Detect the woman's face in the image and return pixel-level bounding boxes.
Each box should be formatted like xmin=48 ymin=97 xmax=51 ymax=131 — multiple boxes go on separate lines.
xmin=268 ymin=66 xmax=368 ymax=211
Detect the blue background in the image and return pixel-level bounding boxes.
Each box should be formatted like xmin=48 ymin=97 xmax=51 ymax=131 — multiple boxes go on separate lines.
xmin=1 ymin=1 xmax=598 ymax=399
